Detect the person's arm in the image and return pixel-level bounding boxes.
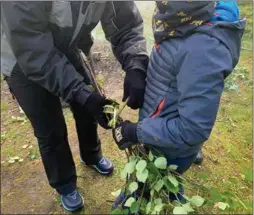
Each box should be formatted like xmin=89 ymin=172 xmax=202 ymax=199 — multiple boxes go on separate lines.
xmin=101 ymin=1 xmax=148 ymax=73
xmin=1 ymin=1 xmax=92 ymax=105
xmin=113 ymin=34 xmax=233 ymax=150
xmin=101 ymin=2 xmax=149 ymax=109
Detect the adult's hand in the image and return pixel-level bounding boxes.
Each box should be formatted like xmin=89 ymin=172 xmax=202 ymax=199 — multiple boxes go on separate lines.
xmin=84 ymin=92 xmax=113 ymax=129
xmin=122 ymin=70 xmax=146 ymax=110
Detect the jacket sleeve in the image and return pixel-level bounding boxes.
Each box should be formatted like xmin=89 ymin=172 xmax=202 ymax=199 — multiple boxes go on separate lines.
xmin=1 ymin=2 xmax=93 ymax=105
xmin=136 ymin=35 xmax=233 ymax=149
xmin=100 ymin=1 xmax=149 ymax=73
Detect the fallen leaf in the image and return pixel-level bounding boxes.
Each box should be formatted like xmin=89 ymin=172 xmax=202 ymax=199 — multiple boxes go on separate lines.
xmin=214 ymin=202 xmax=230 ymax=210
xmin=13 ymin=156 xmax=20 ymax=161
xmin=8 ymin=159 xmax=15 ymax=164
xmin=22 ymin=144 xmax=29 ymax=149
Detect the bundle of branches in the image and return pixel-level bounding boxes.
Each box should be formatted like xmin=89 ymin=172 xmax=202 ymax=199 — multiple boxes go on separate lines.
xmin=106 ymin=103 xmax=205 ymax=215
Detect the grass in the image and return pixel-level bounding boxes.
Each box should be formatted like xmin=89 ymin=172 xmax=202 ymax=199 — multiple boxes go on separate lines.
xmin=0 ymin=1 xmax=252 ymax=214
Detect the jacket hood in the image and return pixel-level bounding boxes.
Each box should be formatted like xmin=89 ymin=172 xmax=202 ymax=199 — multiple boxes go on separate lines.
xmin=195 ymin=19 xmax=246 ymax=68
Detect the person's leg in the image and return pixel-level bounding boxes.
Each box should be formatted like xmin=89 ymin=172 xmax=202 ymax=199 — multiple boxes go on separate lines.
xmin=5 ymin=65 xmax=81 ymax=200
xmin=167 ymin=153 xmax=198 ymax=201
xmin=70 ymin=101 xmax=114 ymax=175
xmin=70 ymin=101 xmax=102 ymax=164
xmin=193 ymin=149 xmax=203 ymax=165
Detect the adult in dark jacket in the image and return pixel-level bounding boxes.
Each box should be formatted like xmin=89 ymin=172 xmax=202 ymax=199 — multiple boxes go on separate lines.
xmin=112 ymin=1 xmax=246 ymax=209
xmin=1 ymin=1 xmax=148 ymax=211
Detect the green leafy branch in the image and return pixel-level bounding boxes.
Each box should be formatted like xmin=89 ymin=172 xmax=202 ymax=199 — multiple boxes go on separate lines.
xmin=103 ymin=102 xmax=206 ymax=214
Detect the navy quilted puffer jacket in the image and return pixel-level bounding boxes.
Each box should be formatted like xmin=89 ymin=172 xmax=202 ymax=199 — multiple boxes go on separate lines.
xmin=137 ymin=19 xmax=246 ymax=160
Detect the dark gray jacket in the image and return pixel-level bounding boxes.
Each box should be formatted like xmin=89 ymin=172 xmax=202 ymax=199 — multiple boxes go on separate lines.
xmin=1 ymin=1 xmax=148 ymax=105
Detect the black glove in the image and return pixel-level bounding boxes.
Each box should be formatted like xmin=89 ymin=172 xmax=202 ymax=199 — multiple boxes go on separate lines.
xmin=112 ymin=120 xmax=138 ymax=150
xmin=123 ymin=70 xmax=146 ymax=110
xmin=85 ymin=92 xmax=113 ymax=129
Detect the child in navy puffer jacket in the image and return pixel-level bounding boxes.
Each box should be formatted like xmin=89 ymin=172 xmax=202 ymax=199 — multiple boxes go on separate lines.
xmin=112 ymin=0 xmax=246 ymax=209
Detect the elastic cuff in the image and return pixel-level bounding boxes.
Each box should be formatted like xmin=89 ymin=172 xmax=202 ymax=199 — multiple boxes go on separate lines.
xmin=125 ymin=56 xmax=149 ymax=74
xmin=74 ymin=85 xmax=94 ymax=106
xmin=124 ymin=123 xmax=138 ymax=143
xmin=136 ymin=121 xmax=144 ymax=144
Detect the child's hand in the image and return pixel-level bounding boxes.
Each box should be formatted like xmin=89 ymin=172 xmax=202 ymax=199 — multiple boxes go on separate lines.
xmin=112 ymin=121 xmax=138 ymax=150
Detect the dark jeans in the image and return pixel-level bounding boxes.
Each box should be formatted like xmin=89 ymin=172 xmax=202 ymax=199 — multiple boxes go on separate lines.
xmin=5 ymin=65 xmax=102 ymax=195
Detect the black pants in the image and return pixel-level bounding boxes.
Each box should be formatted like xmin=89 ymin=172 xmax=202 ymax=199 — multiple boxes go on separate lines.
xmin=5 ymin=65 xmax=102 ymax=195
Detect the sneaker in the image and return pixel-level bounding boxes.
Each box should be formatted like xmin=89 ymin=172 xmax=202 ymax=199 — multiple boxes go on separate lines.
xmin=61 ymin=190 xmax=84 ymax=212
xmin=193 ymin=150 xmax=203 ymax=165
xmin=81 ymin=157 xmax=114 ymax=175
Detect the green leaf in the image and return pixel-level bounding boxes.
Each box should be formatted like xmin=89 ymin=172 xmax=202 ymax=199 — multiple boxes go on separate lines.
xmin=111 ymin=208 xmax=122 ymax=214
xmin=154 ymin=179 xmax=164 ymax=192
xmin=155 ymin=203 xmax=165 ymax=213
xmin=182 ymin=203 xmax=195 ymax=213
xmin=136 ymin=160 xmax=147 ymax=172
xmin=129 ymin=155 xmax=138 ymax=164
xmin=168 ymin=175 xmax=179 ymax=187
xmin=163 ymin=176 xmax=179 ymax=194
xmin=124 ymin=197 xmax=136 ymax=207
xmin=111 ymin=189 xmax=121 ymax=198
xmin=154 ymin=157 xmax=167 ymax=169
xmin=139 ymin=197 xmax=148 ymax=212
xmin=150 ymin=189 xmax=155 ymax=198
xmin=130 ymin=201 xmax=139 ymax=213
xmin=125 ymin=162 xmax=135 ymax=174
xmin=148 ymin=151 xmax=154 ymax=161
xmin=154 ymin=198 xmax=162 ymax=205
xmin=168 ymin=165 xmax=178 ymax=171
xmin=182 ymin=195 xmax=190 ymax=201
xmin=190 ymin=196 xmax=205 ymax=207
xmin=128 ymin=182 xmax=138 ymax=194
xmin=136 ymin=168 xmax=149 ymax=183
xmin=173 ymin=206 xmax=188 ymax=215
xmin=146 ymin=202 xmax=152 ymax=214
xmin=147 ymin=162 xmax=160 ymax=175
xmin=215 ymin=202 xmax=230 ymax=210
xmin=123 ymin=156 xmax=138 ymax=176
xmin=111 ymin=208 xmax=129 ymax=214
xmin=122 ymin=209 xmax=129 ymax=215
xmin=121 ymin=169 xmax=128 ymax=180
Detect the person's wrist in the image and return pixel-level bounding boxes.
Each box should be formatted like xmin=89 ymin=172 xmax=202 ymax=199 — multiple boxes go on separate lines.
xmin=123 ymin=122 xmax=138 ymax=143
xmin=84 ymin=91 xmax=105 ymax=114
xmin=74 ymin=85 xmax=94 ymax=106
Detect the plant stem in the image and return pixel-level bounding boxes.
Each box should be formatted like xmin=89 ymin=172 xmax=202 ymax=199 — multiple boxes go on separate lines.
xmin=138 ymin=182 xmax=146 ymax=212
xmin=115 ymin=97 xmax=129 ymax=120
